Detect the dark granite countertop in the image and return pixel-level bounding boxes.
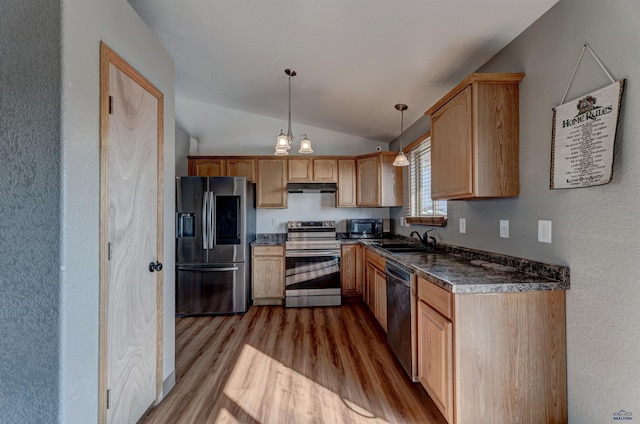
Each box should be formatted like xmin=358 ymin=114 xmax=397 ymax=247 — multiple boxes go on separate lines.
xmin=361 ymin=241 xmax=569 ymax=294
xmin=252 ymin=233 xmax=286 ymax=246
xmin=251 ymin=233 xmax=569 ymax=293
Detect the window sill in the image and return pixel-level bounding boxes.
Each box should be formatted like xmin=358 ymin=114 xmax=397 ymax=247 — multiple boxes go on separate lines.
xmin=406 ymin=216 xmax=448 ymax=227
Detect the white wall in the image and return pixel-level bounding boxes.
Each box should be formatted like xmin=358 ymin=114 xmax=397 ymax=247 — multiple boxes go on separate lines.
xmin=393 ymin=0 xmax=640 ymax=421
xmin=176 ymin=96 xmax=388 ymax=157
xmin=258 ymin=193 xmax=390 ymax=233
xmin=175 ymin=126 xmax=190 ymax=176
xmin=60 ymin=0 xmax=175 ymax=422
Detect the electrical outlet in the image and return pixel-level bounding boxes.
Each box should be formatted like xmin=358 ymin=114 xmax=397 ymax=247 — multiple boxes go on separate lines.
xmin=272 ymin=218 xmax=278 ymax=226
xmin=538 ymin=220 xmax=552 ymax=243
xmin=500 ymin=220 xmax=509 ymax=238
xmin=459 ymin=218 xmax=466 ymax=234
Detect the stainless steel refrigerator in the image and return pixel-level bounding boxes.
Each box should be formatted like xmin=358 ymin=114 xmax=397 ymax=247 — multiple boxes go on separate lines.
xmin=175 ymin=176 xmax=256 ymax=315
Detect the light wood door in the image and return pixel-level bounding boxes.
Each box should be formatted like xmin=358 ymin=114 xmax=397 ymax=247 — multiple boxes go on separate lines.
xmin=256 ymin=158 xmax=287 ymax=208
xmin=337 ymin=159 xmax=357 ymax=207
xmin=100 ymin=44 xmax=164 ymax=424
xmin=313 ymin=158 xmax=337 ymax=182
xmin=357 ymin=156 xmax=380 ymax=206
xmin=227 ymin=158 xmax=256 ymax=182
xmin=418 ymin=300 xmax=453 ymax=423
xmin=431 ymin=85 xmax=473 ymax=199
xmin=287 ymin=158 xmax=312 ymax=182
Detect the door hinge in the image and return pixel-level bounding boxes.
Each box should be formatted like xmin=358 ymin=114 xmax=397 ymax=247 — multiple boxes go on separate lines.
xmin=107 ymin=389 xmax=111 ymax=409
xmin=109 ymin=96 xmax=113 ymax=114
xmin=108 ymin=242 xmax=113 ymax=261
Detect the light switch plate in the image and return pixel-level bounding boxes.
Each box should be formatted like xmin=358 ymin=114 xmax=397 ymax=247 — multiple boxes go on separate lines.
xmin=500 ymin=220 xmax=509 ymax=238
xmin=538 ymin=220 xmax=552 ymax=243
xmin=459 ymin=218 xmax=466 ymax=234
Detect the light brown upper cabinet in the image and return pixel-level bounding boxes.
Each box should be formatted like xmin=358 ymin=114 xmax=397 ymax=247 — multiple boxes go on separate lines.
xmin=336 ymin=158 xmax=357 ymax=207
xmin=287 ymin=157 xmax=337 ymax=182
xmin=227 ymin=158 xmax=256 ymax=182
xmin=425 ymin=73 xmax=524 ymax=200
xmin=189 ymin=157 xmax=225 ymax=177
xmin=312 ymin=158 xmax=337 ymax=182
xmin=356 ymin=152 xmax=402 ymax=207
xmin=287 ymin=158 xmax=313 ymax=182
xmin=188 ymin=156 xmax=256 ymax=182
xmin=256 ymin=158 xmax=287 ymax=208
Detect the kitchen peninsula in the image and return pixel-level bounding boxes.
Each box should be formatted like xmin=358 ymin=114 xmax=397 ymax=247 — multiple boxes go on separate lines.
xmin=357 ymin=240 xmax=569 ymax=424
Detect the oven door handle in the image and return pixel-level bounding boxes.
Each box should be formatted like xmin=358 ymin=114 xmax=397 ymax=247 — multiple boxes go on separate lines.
xmin=285 ymin=250 xmax=341 ymax=257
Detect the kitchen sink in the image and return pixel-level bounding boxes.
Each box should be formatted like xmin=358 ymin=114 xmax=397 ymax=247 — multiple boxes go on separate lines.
xmin=376 ymin=243 xmax=414 ymax=248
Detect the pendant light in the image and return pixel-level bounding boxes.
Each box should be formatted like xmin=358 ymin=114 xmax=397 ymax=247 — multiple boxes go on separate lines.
xmin=392 ymin=104 xmax=410 ymax=167
xmin=274 ymin=68 xmax=313 ymax=155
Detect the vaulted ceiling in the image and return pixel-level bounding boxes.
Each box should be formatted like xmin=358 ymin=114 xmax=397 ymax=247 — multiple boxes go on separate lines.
xmin=128 ymin=0 xmax=559 ymax=142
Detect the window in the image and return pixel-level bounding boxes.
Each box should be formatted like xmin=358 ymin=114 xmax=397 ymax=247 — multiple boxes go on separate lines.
xmin=407 ymin=135 xmax=447 ymax=226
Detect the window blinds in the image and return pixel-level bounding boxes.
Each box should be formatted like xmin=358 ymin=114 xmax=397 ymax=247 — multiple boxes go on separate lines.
xmin=408 ymin=138 xmax=447 ymax=217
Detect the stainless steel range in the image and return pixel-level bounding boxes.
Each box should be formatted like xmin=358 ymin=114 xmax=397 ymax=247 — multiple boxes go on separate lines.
xmin=285 ymin=221 xmax=341 ymax=307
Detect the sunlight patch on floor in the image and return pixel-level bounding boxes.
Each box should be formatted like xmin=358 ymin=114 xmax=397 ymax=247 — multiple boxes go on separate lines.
xmin=218 ymin=344 xmax=385 ymax=423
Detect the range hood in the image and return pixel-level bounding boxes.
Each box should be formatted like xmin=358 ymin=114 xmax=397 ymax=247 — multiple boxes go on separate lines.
xmin=287 ymin=182 xmax=338 ymax=193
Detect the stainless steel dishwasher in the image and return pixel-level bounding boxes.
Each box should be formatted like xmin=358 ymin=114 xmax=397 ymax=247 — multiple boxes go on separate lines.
xmin=386 ymin=261 xmax=417 ymax=382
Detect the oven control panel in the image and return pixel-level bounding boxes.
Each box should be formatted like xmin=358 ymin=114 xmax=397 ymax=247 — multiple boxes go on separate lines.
xmin=287 ymin=221 xmax=336 ymax=229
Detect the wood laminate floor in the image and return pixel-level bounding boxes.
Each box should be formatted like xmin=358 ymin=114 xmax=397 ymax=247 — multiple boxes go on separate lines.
xmin=140 ymin=303 xmax=447 ymax=424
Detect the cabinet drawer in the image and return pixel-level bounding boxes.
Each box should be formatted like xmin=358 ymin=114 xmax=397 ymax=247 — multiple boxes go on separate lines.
xmin=417 ymin=276 xmax=453 ymax=320
xmin=253 ymin=246 xmax=284 ymax=256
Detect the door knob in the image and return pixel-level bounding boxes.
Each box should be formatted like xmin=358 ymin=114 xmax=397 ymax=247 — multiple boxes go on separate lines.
xmin=149 ymin=261 xmax=163 ymax=272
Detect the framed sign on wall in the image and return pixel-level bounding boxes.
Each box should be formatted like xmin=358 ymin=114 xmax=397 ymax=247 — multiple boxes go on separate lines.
xmin=550 ymin=44 xmax=625 ymax=189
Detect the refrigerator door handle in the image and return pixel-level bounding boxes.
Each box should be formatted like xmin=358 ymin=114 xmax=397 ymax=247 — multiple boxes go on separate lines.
xmin=176 ymin=266 xmax=239 ymax=272
xmin=208 ymin=191 xmax=215 ymax=249
xmin=202 ymin=191 xmax=209 ymax=250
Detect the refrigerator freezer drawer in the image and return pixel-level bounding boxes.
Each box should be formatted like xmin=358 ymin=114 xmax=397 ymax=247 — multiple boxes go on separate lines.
xmin=176 ymin=263 xmax=249 ymax=316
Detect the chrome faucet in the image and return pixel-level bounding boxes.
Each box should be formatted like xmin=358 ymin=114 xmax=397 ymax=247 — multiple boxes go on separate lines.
xmin=410 ymin=229 xmax=437 ymax=250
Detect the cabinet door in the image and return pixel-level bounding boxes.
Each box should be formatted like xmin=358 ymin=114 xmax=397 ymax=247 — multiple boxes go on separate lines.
xmin=365 ymin=262 xmax=376 ymax=311
xmin=252 ymin=247 xmax=285 ymax=300
xmin=430 ymin=85 xmax=473 ymax=199
xmin=340 ymin=244 xmax=362 ymax=296
xmin=337 ymin=159 xmax=357 ymax=207
xmin=374 ymin=267 xmax=387 ymax=332
xmin=357 ymin=156 xmax=380 ymax=206
xmin=313 ymin=158 xmax=337 ymax=182
xmin=287 ymin=158 xmax=312 ymax=182
xmin=227 ymin=158 xmax=256 ymax=182
xmin=191 ymin=158 xmax=226 ymax=177
xmin=257 ymin=158 xmax=287 ymax=208
xmin=418 ymin=300 xmax=453 ymax=423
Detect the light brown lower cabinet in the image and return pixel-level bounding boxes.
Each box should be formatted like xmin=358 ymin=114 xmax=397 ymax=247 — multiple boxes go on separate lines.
xmin=364 ymin=249 xmax=387 ymax=331
xmin=416 ymin=275 xmax=567 ymax=424
xmin=251 ymin=245 xmax=285 ymax=305
xmin=418 ymin=298 xmax=453 ymax=423
xmin=340 ymin=244 xmax=363 ymax=298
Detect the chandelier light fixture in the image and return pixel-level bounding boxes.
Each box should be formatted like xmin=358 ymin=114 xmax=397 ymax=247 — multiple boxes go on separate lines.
xmin=275 ymin=68 xmax=313 ymax=155
xmin=392 ymin=103 xmax=410 ymax=167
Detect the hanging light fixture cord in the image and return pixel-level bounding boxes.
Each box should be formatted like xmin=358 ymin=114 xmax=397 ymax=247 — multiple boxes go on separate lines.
xmin=275 ymin=68 xmax=312 ymax=155
xmin=392 ymin=104 xmax=410 ymax=167
xmin=286 ymin=69 xmax=293 ymax=141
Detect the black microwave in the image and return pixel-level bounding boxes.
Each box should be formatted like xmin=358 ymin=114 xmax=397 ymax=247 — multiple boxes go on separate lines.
xmin=347 ymin=219 xmax=383 ymax=239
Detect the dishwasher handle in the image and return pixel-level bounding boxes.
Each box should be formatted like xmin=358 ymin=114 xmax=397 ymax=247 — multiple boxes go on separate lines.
xmin=386 ymin=263 xmax=412 ymax=288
